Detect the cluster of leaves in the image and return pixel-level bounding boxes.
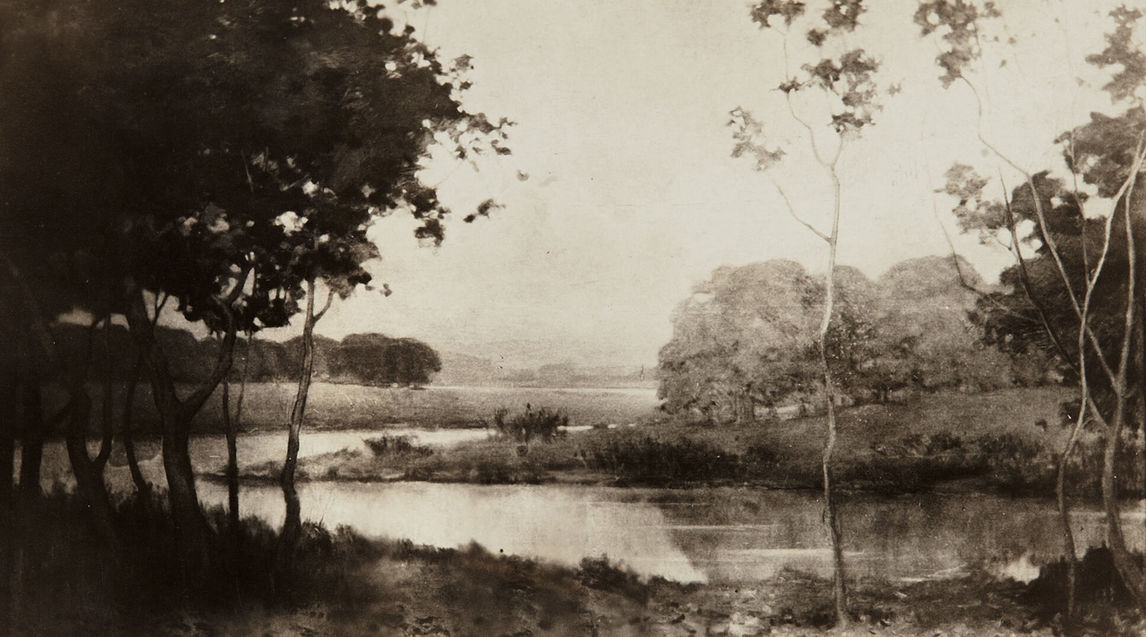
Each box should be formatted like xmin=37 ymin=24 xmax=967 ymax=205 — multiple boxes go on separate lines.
xmin=736 ymin=0 xmax=882 ymax=171
xmin=750 ymin=0 xmax=807 ymax=29
xmin=1085 ymin=6 xmax=1146 ymax=103
xmin=729 ymin=107 xmax=786 ymax=171
xmin=803 ymin=48 xmax=881 ymax=133
xmin=939 ymin=164 xmax=1009 ymax=243
xmin=913 ymin=0 xmax=1002 ymax=87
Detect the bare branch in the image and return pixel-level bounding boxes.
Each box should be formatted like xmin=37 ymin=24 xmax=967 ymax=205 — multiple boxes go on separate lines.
xmin=772 ymin=178 xmax=830 ymax=242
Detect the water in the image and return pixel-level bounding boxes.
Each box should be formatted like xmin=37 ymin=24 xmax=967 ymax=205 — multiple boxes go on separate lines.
xmin=193 ymin=480 xmax=1144 ymax=586
xmin=31 ymin=429 xmax=1146 ymax=586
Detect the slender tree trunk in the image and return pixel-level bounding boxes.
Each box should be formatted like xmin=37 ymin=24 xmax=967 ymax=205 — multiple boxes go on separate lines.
xmin=12 ymin=376 xmax=44 ymax=631
xmin=1100 ymin=400 xmax=1146 ymax=602
xmin=0 ymin=383 xmax=11 ymax=637
xmin=1055 ymin=400 xmax=1085 ymax=623
xmin=222 ymin=379 xmax=239 ymax=532
xmin=227 ymin=332 xmax=252 ymax=533
xmin=1102 ymin=189 xmax=1146 ymax=607
xmin=817 ymin=171 xmax=848 ymax=628
xmin=18 ymin=378 xmax=43 ymax=502
xmin=280 ymin=279 xmax=319 ymax=558
xmin=121 ymin=357 xmax=149 ymax=496
xmin=0 ymin=395 xmax=13 ymax=513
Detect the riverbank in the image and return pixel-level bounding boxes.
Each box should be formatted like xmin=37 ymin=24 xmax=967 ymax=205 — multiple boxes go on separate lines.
xmin=229 ymin=387 xmax=1145 ymax=498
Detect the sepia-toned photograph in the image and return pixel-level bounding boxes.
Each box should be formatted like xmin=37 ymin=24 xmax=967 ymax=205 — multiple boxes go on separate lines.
xmin=1 ymin=0 xmax=1146 ymax=634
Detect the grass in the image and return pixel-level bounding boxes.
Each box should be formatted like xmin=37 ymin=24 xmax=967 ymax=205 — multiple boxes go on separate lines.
xmin=251 ymin=386 xmax=1146 ymax=497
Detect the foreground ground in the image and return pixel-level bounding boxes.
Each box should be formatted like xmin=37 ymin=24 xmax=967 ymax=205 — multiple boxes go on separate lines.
xmin=22 ymin=503 xmax=1141 ymax=636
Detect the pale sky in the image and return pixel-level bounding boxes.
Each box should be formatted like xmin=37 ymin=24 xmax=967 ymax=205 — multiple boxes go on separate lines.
xmin=261 ymin=0 xmax=1135 ymax=368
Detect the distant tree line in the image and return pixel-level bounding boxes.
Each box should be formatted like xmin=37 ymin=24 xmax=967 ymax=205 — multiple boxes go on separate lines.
xmin=658 ymin=256 xmax=1054 ymax=423
xmin=50 ymin=323 xmax=441 ymax=387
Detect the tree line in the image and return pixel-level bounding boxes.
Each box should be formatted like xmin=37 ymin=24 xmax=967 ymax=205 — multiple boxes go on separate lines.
xmin=657 ymin=255 xmax=1052 ymax=424
xmin=49 ymin=323 xmax=441 ymax=388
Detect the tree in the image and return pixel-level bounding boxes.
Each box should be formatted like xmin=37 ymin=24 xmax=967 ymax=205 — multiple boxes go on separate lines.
xmin=731 ymin=1 xmax=890 ymax=622
xmin=0 ymin=0 xmax=506 ymax=580
xmin=659 ymin=260 xmax=821 ymax=423
xmin=920 ymin=0 xmax=1146 ymax=617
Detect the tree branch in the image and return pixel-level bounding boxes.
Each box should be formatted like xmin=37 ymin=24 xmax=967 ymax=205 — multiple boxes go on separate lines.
xmin=772 ymin=178 xmax=830 ymax=242
xmin=312 ymin=285 xmax=336 ymax=323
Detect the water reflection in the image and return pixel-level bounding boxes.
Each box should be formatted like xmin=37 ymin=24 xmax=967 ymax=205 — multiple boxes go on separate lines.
xmin=193 ymin=482 xmax=1144 ymax=586
xmin=196 ymin=481 xmax=709 ymax=583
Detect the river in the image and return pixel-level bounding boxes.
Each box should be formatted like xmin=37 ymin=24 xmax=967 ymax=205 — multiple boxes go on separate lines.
xmin=29 ymin=429 xmax=1146 ymax=586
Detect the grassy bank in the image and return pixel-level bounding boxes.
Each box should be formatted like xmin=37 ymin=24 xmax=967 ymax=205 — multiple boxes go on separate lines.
xmin=244 ymin=387 xmax=1138 ymax=497
xmin=9 ymin=491 xmax=1143 ymax=636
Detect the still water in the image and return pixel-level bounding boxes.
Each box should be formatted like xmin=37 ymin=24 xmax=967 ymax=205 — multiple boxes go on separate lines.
xmin=195 ymin=480 xmax=1143 ymax=585
xmin=32 ymin=431 xmax=1146 ymax=586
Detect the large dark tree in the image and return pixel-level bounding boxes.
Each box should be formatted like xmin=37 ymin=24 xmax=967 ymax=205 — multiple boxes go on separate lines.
xmin=921 ymin=0 xmax=1146 ymax=617
xmin=0 ymin=0 xmax=505 ymax=577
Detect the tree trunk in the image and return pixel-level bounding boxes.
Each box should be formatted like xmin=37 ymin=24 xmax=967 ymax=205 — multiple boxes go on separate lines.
xmin=222 ymin=378 xmax=239 ymax=533
xmin=0 ymin=389 xmax=11 ymax=637
xmin=280 ymin=279 xmax=319 ymax=559
xmin=1100 ymin=400 xmax=1146 ymax=603
xmin=121 ymin=358 xmax=149 ymax=496
xmin=63 ymin=393 xmax=117 ymax=546
xmin=816 ymin=172 xmax=849 ymax=629
xmin=0 ymin=402 xmax=13 ymax=513
xmin=161 ymin=423 xmax=211 ymax=572
xmin=18 ymin=379 xmax=43 ymax=503
xmin=123 ymin=286 xmax=233 ymax=577
xmin=1055 ymin=407 xmax=1084 ymax=623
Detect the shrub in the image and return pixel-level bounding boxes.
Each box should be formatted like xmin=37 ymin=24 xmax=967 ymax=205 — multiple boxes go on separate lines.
xmin=585 ymin=435 xmax=741 ymax=484
xmin=493 ymin=405 xmax=569 ymax=443
xmin=364 ymin=435 xmax=433 ymax=458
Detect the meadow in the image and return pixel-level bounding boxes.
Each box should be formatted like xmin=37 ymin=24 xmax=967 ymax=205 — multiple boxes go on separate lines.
xmin=230 ymin=385 xmax=1141 ymax=499
xmin=67 ymin=381 xmax=663 ymax=433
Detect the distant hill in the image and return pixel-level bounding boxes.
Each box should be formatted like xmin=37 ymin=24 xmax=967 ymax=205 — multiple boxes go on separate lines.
xmin=435 ymin=352 xmax=655 ymax=388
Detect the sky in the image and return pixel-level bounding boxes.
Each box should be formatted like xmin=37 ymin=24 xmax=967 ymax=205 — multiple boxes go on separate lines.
xmin=260 ymin=0 xmax=1135 ymax=369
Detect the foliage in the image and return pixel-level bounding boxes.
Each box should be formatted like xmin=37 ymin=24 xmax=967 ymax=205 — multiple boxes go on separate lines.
xmin=49 ymin=323 xmax=442 ymax=387
xmin=492 ymin=405 xmax=569 ymax=443
xmin=364 ymin=435 xmax=433 ymax=458
xmin=0 ymin=0 xmax=491 ymax=326
xmin=327 ymin=334 xmax=441 ymax=386
xmin=913 ymin=0 xmax=1001 ymax=87
xmin=583 ymin=435 xmax=746 ymax=484
xmin=658 ymin=257 xmax=1030 ymax=421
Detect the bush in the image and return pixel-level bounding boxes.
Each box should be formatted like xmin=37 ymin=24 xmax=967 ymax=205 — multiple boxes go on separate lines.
xmin=493 ymin=405 xmax=569 ymax=443
xmin=584 ymin=435 xmax=742 ymax=484
xmin=364 ymin=435 xmax=433 ymax=458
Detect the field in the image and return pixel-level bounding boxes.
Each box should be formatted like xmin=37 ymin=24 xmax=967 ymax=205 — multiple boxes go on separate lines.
xmin=70 ymin=382 xmax=663 ymax=433
xmin=237 ymin=385 xmax=1129 ymax=498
